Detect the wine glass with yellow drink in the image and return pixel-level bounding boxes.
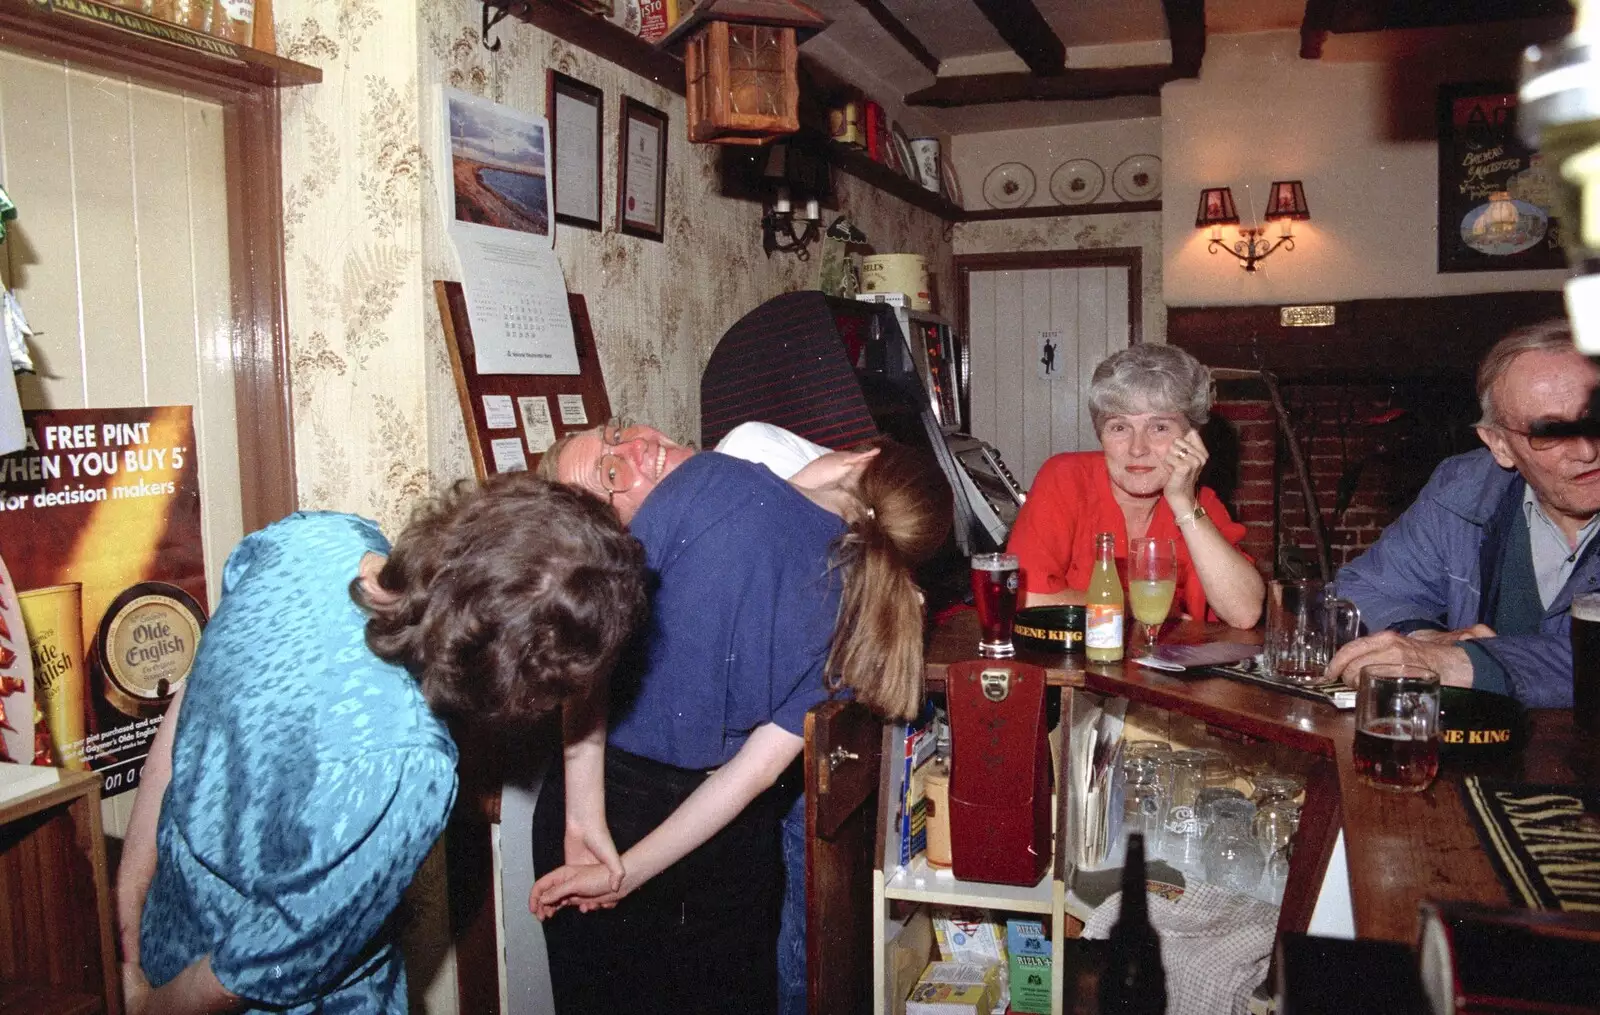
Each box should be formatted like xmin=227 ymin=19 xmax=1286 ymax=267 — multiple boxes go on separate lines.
xmin=1128 ymin=538 xmax=1177 ymax=655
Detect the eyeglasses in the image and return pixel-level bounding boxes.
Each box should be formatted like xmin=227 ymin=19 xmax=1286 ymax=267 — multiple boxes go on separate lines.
xmin=1498 ymin=423 xmax=1600 ymax=453
xmin=598 ymin=418 xmax=639 ymax=503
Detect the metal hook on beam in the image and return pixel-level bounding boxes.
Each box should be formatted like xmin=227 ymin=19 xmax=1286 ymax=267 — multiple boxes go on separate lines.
xmin=482 ymin=2 xmax=511 ymax=52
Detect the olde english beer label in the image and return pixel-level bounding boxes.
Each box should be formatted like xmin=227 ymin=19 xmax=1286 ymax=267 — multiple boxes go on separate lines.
xmin=1085 ymin=605 xmax=1123 ymax=649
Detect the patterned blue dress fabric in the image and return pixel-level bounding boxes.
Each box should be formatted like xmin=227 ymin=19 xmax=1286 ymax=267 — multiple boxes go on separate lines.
xmin=141 ymin=513 xmax=458 ymax=1013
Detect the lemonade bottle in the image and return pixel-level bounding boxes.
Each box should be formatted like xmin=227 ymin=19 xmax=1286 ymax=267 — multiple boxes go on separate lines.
xmin=1086 ymin=532 xmax=1125 ymax=662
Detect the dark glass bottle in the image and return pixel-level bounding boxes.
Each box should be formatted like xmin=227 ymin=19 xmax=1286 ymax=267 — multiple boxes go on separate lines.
xmin=1100 ymin=833 xmax=1167 ymax=1014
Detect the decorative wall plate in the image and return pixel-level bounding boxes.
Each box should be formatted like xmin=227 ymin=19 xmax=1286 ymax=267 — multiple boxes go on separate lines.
xmin=1049 ymin=159 xmax=1105 ymax=205
xmin=1112 ymin=154 xmax=1162 ymax=201
xmin=982 ymin=162 xmax=1036 ymax=209
xmin=941 ymin=154 xmax=963 ymax=207
xmin=890 ymin=123 xmax=918 ymax=182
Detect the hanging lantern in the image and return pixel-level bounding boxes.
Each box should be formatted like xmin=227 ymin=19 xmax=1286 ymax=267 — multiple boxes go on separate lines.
xmin=661 ymin=0 xmax=831 ymax=146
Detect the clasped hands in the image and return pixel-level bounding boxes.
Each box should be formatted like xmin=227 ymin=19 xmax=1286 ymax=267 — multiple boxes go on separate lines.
xmin=528 ymin=822 xmax=629 ymax=921
xmin=1324 ymin=624 xmax=1495 ymax=688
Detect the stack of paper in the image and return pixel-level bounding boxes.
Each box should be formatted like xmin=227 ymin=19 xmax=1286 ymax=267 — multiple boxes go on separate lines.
xmin=0 ymin=761 xmax=59 ymax=804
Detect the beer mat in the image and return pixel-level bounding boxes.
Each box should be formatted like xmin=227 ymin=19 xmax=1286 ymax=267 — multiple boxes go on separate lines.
xmin=1152 ymin=654 xmax=1356 ymax=709
xmin=1459 ymin=778 xmax=1600 ymax=912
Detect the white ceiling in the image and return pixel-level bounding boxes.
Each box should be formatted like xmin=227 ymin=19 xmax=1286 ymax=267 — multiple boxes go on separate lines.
xmin=799 ymin=0 xmax=1308 ymax=136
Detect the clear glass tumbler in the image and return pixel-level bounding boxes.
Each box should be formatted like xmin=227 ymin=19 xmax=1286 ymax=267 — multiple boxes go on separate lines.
xmin=1202 ymin=797 xmax=1265 ymax=893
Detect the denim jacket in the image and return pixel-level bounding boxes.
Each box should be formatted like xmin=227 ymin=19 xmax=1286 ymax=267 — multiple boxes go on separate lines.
xmin=1334 ymin=448 xmax=1600 ymax=707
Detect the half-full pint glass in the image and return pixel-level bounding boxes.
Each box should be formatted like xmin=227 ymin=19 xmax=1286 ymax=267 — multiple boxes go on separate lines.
xmin=1353 ymin=663 xmax=1440 ymax=792
xmin=970 ymin=552 xmax=1020 ymax=658
xmin=19 ymin=583 xmax=88 ymax=771
xmin=1572 ymin=592 xmax=1600 ymax=733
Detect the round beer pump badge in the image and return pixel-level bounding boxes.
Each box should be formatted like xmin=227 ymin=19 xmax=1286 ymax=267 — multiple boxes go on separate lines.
xmin=95 ymin=582 xmax=207 ymax=718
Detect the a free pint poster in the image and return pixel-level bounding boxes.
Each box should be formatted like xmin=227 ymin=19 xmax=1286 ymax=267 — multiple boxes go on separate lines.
xmin=0 ymin=406 xmax=207 ymax=796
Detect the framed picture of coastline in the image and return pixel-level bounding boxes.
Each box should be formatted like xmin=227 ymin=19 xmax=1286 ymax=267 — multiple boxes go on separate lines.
xmin=441 ymin=86 xmax=553 ymax=245
xmin=618 ymin=96 xmax=668 ymax=242
xmin=548 ymin=71 xmax=604 ymax=232
xmin=1437 ymin=83 xmax=1564 ymax=273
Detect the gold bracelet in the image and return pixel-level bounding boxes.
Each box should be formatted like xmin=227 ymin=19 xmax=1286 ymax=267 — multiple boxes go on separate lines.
xmin=1174 ymin=505 xmax=1208 ymax=528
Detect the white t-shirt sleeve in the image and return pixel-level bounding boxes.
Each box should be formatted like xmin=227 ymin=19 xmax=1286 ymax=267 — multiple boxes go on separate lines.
xmin=713 ymin=421 xmax=831 ymax=480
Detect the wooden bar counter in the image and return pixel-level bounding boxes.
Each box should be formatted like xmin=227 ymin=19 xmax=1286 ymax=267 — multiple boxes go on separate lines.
xmin=925 ymin=610 xmax=1589 ymax=946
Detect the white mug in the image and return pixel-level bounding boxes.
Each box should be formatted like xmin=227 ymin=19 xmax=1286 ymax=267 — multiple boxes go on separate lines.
xmin=909 ymin=138 xmax=941 ymax=192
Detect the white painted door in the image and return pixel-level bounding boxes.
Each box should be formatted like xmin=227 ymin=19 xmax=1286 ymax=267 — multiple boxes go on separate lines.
xmin=966 ymin=264 xmax=1132 ymax=488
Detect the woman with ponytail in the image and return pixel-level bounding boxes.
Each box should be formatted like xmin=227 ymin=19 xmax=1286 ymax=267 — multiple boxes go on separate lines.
xmin=715 ymin=423 xmax=952 ymax=1014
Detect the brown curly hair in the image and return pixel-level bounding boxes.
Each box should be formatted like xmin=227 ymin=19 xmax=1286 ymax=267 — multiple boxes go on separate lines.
xmin=351 ymin=472 xmax=647 ymax=729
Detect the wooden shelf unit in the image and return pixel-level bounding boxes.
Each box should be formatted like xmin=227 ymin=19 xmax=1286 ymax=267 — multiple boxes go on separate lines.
xmin=0 ymin=770 xmax=120 ymax=1015
xmin=482 ymin=3 xmax=1160 ymax=224
xmin=0 ymin=0 xmax=321 ymax=89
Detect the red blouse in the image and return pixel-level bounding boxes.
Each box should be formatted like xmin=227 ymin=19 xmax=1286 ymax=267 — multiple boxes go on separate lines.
xmin=1005 ymin=452 xmax=1249 ymax=622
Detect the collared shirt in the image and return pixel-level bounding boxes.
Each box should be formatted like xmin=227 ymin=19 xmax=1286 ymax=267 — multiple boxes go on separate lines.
xmin=1523 ymin=485 xmax=1600 ymax=610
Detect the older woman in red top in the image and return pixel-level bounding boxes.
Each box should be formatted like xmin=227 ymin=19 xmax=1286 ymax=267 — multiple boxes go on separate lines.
xmin=1007 ymin=344 xmax=1265 ymax=628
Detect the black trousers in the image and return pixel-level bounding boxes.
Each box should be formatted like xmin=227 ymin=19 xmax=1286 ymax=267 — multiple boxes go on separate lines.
xmin=532 ymin=747 xmax=783 ymax=1015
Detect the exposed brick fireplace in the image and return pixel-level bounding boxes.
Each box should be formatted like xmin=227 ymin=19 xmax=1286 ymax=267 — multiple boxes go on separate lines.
xmin=1171 ymin=292 xmax=1565 ymax=580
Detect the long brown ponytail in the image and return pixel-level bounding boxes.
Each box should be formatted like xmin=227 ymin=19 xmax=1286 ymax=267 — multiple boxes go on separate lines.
xmin=826 ymin=440 xmax=953 ymax=720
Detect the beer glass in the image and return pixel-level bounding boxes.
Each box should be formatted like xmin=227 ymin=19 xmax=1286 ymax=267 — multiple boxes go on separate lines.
xmin=1128 ymin=538 xmax=1177 ymax=655
xmin=970 ymin=552 xmax=1020 ymax=658
xmin=1353 ymin=663 xmax=1440 ymax=793
xmin=1571 ymin=592 xmax=1600 ymax=733
xmin=18 ymin=583 xmax=88 ymax=771
xmin=1264 ymin=580 xmax=1361 ymax=685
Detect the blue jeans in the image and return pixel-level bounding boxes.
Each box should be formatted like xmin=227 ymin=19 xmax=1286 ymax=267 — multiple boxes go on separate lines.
xmin=779 ymin=795 xmax=806 ymax=1015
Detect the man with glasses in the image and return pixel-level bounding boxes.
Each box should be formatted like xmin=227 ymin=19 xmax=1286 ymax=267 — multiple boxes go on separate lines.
xmin=1328 ymin=321 xmax=1600 ymax=706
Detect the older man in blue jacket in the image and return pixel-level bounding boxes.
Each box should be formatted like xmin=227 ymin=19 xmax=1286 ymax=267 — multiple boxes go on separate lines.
xmin=1329 ymin=321 xmax=1600 ymax=708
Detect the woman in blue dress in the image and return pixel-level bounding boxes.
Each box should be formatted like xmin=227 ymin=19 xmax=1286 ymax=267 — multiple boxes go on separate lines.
xmin=115 ymin=473 xmax=646 ymax=1015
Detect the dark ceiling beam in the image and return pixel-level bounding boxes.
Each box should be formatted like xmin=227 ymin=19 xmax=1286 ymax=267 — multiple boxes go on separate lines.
xmin=1300 ymin=0 xmax=1338 ymax=57
xmin=1163 ymin=0 xmax=1207 ymax=77
xmin=907 ymin=0 xmax=1205 ymax=108
xmin=1310 ymin=0 xmax=1571 ymax=36
xmin=971 ymin=0 xmax=1066 ymax=76
xmin=905 ymin=65 xmax=1173 ymax=107
xmin=851 ymin=0 xmax=940 ymax=75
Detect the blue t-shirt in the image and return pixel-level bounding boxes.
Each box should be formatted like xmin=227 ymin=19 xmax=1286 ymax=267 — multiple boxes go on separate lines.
xmin=610 ymin=453 xmax=847 ymax=770
xmin=141 ymin=513 xmax=458 ymax=1013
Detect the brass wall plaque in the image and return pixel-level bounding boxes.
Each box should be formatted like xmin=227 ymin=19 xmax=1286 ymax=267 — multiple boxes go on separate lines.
xmin=1280 ymin=305 xmax=1336 ymax=327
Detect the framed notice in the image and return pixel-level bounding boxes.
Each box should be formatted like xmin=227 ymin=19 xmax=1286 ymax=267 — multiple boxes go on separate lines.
xmin=1437 ymin=83 xmax=1564 ymax=273
xmin=618 ymin=96 xmax=668 ymax=242
xmin=548 ymin=70 xmax=604 ymax=231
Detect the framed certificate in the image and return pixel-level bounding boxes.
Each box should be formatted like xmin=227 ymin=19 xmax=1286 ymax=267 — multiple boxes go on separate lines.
xmin=548 ymin=70 xmax=603 ymax=231
xmin=617 ymin=96 xmax=668 ymax=242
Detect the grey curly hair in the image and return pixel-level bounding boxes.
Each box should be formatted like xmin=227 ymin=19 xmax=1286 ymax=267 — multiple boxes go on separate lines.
xmin=1088 ymin=344 xmax=1213 ymax=433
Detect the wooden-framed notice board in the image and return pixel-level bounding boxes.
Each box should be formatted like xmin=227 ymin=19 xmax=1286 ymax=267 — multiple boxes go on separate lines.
xmin=435 ymin=281 xmax=613 ymax=481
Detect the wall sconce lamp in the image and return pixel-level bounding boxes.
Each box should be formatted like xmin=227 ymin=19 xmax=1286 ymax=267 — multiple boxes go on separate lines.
xmin=763 ymin=188 xmax=822 ymax=258
xmin=1196 ymin=181 xmax=1310 ymax=272
xmin=754 ymin=137 xmax=830 ymax=259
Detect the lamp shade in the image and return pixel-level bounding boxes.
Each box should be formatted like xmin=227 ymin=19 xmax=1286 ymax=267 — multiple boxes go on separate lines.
xmin=1264 ymin=180 xmax=1310 ymax=221
xmin=1196 ymin=187 xmax=1240 ymax=229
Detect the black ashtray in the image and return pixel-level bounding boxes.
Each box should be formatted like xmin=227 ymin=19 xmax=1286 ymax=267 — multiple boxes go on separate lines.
xmin=1439 ymin=686 xmax=1526 ymax=764
xmin=1013 ymin=605 xmax=1085 ymax=655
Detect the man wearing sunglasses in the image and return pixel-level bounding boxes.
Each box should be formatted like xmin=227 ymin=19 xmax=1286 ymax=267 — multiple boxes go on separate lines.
xmin=1328 ymin=321 xmax=1600 ymax=707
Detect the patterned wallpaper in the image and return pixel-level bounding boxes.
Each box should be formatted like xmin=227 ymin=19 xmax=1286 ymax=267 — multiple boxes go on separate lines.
xmin=270 ymin=0 xmax=951 ymax=539
xmin=953 ymin=211 xmax=1165 ymax=343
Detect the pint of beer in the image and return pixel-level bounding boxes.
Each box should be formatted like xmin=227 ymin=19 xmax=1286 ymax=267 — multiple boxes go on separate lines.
xmin=970 ymin=553 xmax=1020 ymax=658
xmin=18 ymin=583 xmax=89 ymax=770
xmin=1353 ymin=663 xmax=1440 ymax=792
xmin=1571 ymin=592 xmax=1600 ymax=733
